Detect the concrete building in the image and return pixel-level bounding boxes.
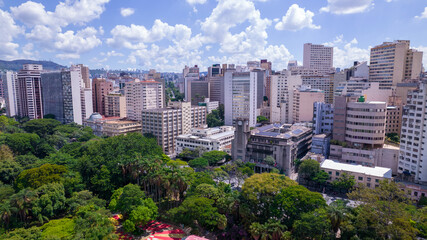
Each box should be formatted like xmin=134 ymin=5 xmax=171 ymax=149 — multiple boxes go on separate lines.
xmin=301 ymin=75 xmax=334 ymax=104
xmin=183 ymin=65 xmax=200 ymax=102
xmin=313 ymin=102 xmax=334 ymax=135
xmin=42 ymin=69 xmax=91 ymax=124
xmin=243 ymin=124 xmax=313 ymax=175
xmin=92 ymin=78 xmax=113 ymax=116
xmin=334 ymin=79 xmax=393 ymax=104
xmin=125 ymin=79 xmax=163 ymax=121
xmin=16 ymin=64 xmax=44 ymax=119
xmin=102 ymin=120 xmax=142 ymax=137
xmin=141 ymin=102 xmax=206 ymax=155
xmin=396 ymin=82 xmax=418 ymax=105
xmin=312 ymin=133 xmax=331 ymax=158
xmin=321 ymin=159 xmax=392 ymax=189
xmin=292 ymin=86 xmax=324 ymax=123
xmin=198 ymin=98 xmax=219 ymax=113
xmin=398 ymin=81 xmax=427 ymax=184
xmin=83 ymin=113 xmax=121 ymax=136
xmin=208 ymin=75 xmax=224 ymax=104
xmin=303 ymin=43 xmax=334 ymax=74
xmin=2 ymin=71 xmax=18 ymax=117
xmin=224 ymin=71 xmax=258 ymax=127
xmin=270 ymin=70 xmax=302 ymax=123
xmin=176 ymin=126 xmax=234 ymax=155
xmin=72 ymin=64 xmax=90 ymax=88
xmin=190 ymin=80 xmax=209 ymax=105
xmin=369 ymin=40 xmax=423 ymax=89
xmin=105 ymin=91 xmax=126 ymax=118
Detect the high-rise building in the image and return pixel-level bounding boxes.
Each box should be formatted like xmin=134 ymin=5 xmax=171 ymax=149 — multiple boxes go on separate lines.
xmin=398 ymin=80 xmax=427 ymax=184
xmin=303 ymin=43 xmax=334 ymax=74
xmin=369 ymin=40 xmax=423 ymax=89
xmin=224 ymin=71 xmax=258 ymax=127
xmin=17 ymin=64 xmax=43 ymax=119
xmin=42 ymin=68 xmax=92 ymax=124
xmin=292 ymin=86 xmax=325 ymax=123
xmin=334 ymin=79 xmax=393 ymax=104
xmin=105 ymin=91 xmax=127 ymax=118
xmin=2 ymin=71 xmax=18 ymax=117
xmin=386 ymin=95 xmax=403 ymax=136
xmin=301 ymin=74 xmax=335 ymax=104
xmin=270 ymin=70 xmax=302 ymax=123
xmin=72 ymin=64 xmax=90 ymax=88
xmin=141 ymin=102 xmax=206 ymax=155
xmin=313 ymin=102 xmax=334 ymax=135
xmin=92 ymin=78 xmax=113 ymax=115
xmin=190 ymin=80 xmax=209 ymax=105
xmin=125 ymin=79 xmax=163 ymax=121
xmin=183 ymin=65 xmax=199 ymax=102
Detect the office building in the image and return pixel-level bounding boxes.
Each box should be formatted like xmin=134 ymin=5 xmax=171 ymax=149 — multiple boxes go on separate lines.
xmin=125 ymin=79 xmax=163 ymax=121
xmin=2 ymin=71 xmax=18 ymax=117
xmin=198 ymin=98 xmax=219 ymax=113
xmin=243 ymin=124 xmax=313 ymax=175
xmin=16 ymin=64 xmax=43 ymax=119
xmin=92 ymin=78 xmax=113 ymax=115
xmin=321 ymin=159 xmax=392 ymax=189
xmin=270 ymin=70 xmax=302 ymax=124
xmin=292 ymin=86 xmax=324 ymax=123
xmin=224 ymin=71 xmax=258 ymax=127
xmin=303 ymin=43 xmax=334 ymax=74
xmin=301 ymin=75 xmax=334 ymax=104
xmin=141 ymin=102 xmax=206 ymax=155
xmin=334 ymin=79 xmax=393 ymax=104
xmin=311 ymin=133 xmax=331 ymax=158
xmin=42 ymin=69 xmax=92 ymax=124
xmin=313 ymin=102 xmax=334 ymax=135
xmin=385 ymin=95 xmax=403 ymax=136
xmin=102 ymin=120 xmax=142 ymax=137
xmin=190 ymin=80 xmax=209 ymax=105
xmin=72 ymin=64 xmax=90 ymax=88
xmin=105 ymin=91 xmax=126 ymax=118
xmin=369 ymin=40 xmax=423 ymax=89
xmin=398 ymin=81 xmax=427 ymax=184
xmin=183 ymin=65 xmax=200 ymax=102
xmin=176 ymin=126 xmax=234 ymax=155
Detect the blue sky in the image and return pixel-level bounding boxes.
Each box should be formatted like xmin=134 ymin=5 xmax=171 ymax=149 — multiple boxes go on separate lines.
xmin=1 ymin=0 xmax=427 ymax=72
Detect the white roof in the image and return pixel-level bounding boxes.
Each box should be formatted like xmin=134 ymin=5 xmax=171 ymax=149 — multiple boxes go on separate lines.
xmin=321 ymin=159 xmax=392 ymax=178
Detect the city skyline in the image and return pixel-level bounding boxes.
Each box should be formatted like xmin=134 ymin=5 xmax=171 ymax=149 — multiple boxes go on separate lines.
xmin=0 ymin=0 xmax=427 ymax=72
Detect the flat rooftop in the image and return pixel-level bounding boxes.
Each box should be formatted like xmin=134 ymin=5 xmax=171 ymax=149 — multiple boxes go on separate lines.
xmin=321 ymin=159 xmax=392 ymax=178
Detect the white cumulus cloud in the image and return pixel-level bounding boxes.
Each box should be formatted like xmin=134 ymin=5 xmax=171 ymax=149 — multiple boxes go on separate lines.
xmin=186 ymin=0 xmax=207 ymax=5
xmin=275 ymin=4 xmax=320 ymax=31
xmin=323 ymin=35 xmax=370 ymax=69
xmin=415 ymin=7 xmax=427 ymax=19
xmin=0 ymin=9 xmax=24 ymax=59
xmin=320 ymin=0 xmax=373 ymax=15
xmin=120 ymin=8 xmax=135 ymax=17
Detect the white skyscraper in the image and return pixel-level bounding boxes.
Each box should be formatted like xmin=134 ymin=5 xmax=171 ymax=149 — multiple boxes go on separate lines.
xmin=398 ymin=80 xmax=427 ymax=184
xmin=2 ymin=71 xmax=18 ymax=117
xmin=125 ymin=79 xmax=163 ymax=121
xmin=224 ymin=71 xmax=258 ymax=127
xmin=303 ymin=43 xmax=334 ymax=74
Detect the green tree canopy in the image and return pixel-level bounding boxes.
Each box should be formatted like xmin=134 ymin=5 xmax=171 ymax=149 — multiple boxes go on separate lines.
xmin=5 ymin=133 xmax=40 ymax=155
xmin=15 ymin=163 xmax=67 ymax=189
xmin=23 ymin=118 xmax=62 ymax=137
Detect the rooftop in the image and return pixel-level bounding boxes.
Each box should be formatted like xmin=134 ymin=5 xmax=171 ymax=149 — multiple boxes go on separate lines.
xmin=321 ymin=159 xmax=392 ymax=178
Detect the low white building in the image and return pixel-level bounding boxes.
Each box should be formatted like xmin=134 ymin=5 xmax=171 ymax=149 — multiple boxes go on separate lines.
xmin=176 ymin=126 xmax=235 ymax=155
xmin=198 ymin=98 xmax=219 ymax=114
xmin=321 ymin=159 xmax=392 ymax=189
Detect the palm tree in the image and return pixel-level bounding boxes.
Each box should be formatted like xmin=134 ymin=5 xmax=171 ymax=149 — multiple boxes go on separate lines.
xmin=10 ymin=189 xmax=37 ymax=225
xmin=0 ymin=201 xmax=16 ymax=230
xmin=327 ymin=200 xmax=349 ymax=236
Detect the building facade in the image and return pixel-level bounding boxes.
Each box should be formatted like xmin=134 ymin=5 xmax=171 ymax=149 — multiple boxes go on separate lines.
xmin=16 ymin=64 xmax=43 ymax=119
xmin=125 ymin=79 xmax=163 ymax=121
xmin=398 ymin=81 xmax=427 ymax=184
xmin=303 ymin=43 xmax=334 ymax=74
xmin=141 ymin=102 xmax=206 ymax=155
xmin=301 ymin=74 xmax=334 ymax=104
xmin=2 ymin=71 xmax=18 ymax=117
xmin=176 ymin=126 xmax=235 ymax=155
xmin=92 ymin=78 xmax=113 ymax=116
xmin=292 ymin=86 xmax=324 ymax=123
xmin=313 ymin=102 xmax=334 ymax=135
xmin=105 ymin=92 xmax=127 ymax=118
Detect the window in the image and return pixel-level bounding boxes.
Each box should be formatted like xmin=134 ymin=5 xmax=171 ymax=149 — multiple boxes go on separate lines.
xmin=358 ymin=176 xmax=363 ymax=181
xmin=336 ymin=172 xmax=340 ymax=176
xmin=367 ymin=177 xmax=371 ymax=182
xmin=375 ymin=179 xmax=379 ymax=183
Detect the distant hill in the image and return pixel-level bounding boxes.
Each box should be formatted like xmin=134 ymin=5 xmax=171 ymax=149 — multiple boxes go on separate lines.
xmin=0 ymin=59 xmax=66 ymax=71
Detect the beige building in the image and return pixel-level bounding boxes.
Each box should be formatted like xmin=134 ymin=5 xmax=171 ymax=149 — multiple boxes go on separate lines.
xmin=125 ymin=79 xmax=163 ymax=121
xmin=102 ymin=120 xmax=142 ymax=137
xmin=369 ymin=40 xmax=423 ymax=89
xmin=321 ymin=159 xmax=392 ymax=189
xmin=292 ymin=86 xmax=324 ymax=123
xmin=105 ymin=92 xmax=126 ymax=118
xmin=303 ymin=43 xmax=334 ymax=74
xmin=301 ymin=74 xmax=334 ymax=104
xmin=141 ymin=102 xmax=206 ymax=155
xmin=386 ymin=95 xmax=403 ymax=136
